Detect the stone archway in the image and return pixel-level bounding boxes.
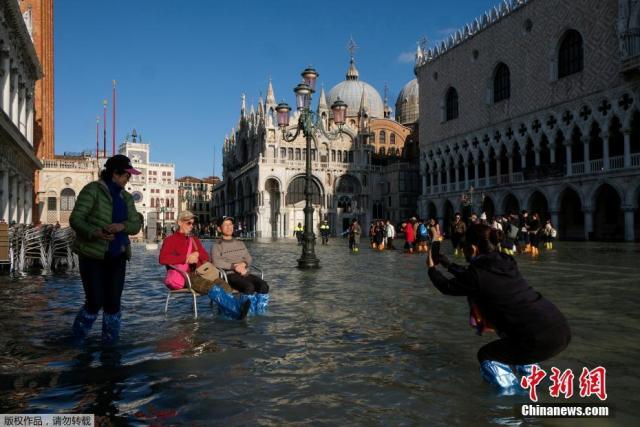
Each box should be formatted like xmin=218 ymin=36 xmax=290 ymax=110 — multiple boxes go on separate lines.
xmin=264 ymin=178 xmax=281 ymax=238
xmin=559 ymin=187 xmax=584 ymax=240
xmin=593 ymin=183 xmax=624 ymax=241
xmin=529 ymin=191 xmax=549 ymax=221
xmin=482 ymin=195 xmax=495 ymax=220
xmin=427 ymin=202 xmax=438 ymax=220
xmin=502 ymin=193 xmax=520 ymax=216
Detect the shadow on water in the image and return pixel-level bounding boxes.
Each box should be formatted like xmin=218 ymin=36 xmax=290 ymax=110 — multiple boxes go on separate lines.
xmin=0 ymin=239 xmax=639 ymax=425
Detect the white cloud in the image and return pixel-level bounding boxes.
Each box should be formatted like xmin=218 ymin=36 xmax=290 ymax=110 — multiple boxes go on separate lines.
xmin=397 ymin=51 xmax=415 ymax=63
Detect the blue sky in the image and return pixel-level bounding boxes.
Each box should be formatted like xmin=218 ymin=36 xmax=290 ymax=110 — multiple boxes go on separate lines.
xmin=55 ymin=0 xmax=498 ymax=178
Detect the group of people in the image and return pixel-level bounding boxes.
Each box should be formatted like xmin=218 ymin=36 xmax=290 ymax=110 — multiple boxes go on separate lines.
xmin=69 ymin=155 xmax=270 ymax=348
xmin=67 ymin=153 xmax=570 ymax=397
xmin=451 ymin=210 xmax=557 ymax=258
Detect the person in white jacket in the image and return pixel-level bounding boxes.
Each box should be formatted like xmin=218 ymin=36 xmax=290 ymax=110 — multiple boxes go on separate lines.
xmin=385 ymin=220 xmax=396 ymax=250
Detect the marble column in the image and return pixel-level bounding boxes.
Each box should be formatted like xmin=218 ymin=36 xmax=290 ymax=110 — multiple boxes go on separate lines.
xmin=623 ymin=129 xmax=631 ymax=168
xmin=11 ymin=72 xmax=19 ymax=127
xmin=534 ymin=147 xmax=541 ymax=166
xmin=464 ymin=162 xmax=469 ymax=189
xmin=18 ymin=83 xmax=26 ymax=135
xmin=1 ymin=52 xmax=9 ymax=114
xmin=507 ymin=153 xmax=513 ymax=182
xmin=474 ymin=161 xmax=479 ymax=188
xmin=429 ymin=172 xmax=434 ymax=195
xmin=454 ymin=165 xmax=460 ymax=191
xmin=496 ymin=157 xmax=502 ymax=183
xmin=26 ymin=92 xmax=34 ymax=144
xmin=445 ymin=166 xmax=451 ymax=190
xmin=624 ymin=208 xmax=635 ymax=242
xmin=601 ymin=132 xmax=609 ymax=171
xmin=550 ymin=211 xmax=559 ymax=231
xmin=521 ymin=152 xmax=527 ymax=170
xmin=10 ymin=173 xmax=17 ymax=223
xmin=549 ymin=143 xmax=556 ymax=164
xmin=583 ymin=209 xmax=593 ymax=241
xmin=582 ymin=136 xmax=590 ymax=170
xmin=0 ymin=168 xmax=8 ymax=221
xmin=565 ymin=142 xmax=572 ymax=176
xmin=25 ymin=182 xmax=32 ymax=224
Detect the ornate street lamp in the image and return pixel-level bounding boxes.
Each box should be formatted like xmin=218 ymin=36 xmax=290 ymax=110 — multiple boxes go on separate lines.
xmin=276 ymin=66 xmax=348 ymax=269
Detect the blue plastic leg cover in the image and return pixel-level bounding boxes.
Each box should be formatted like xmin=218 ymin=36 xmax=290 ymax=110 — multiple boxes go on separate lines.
xmin=208 ymin=286 xmax=252 ymax=319
xmin=102 ymin=311 xmax=122 ymax=345
xmin=72 ymin=306 xmax=98 ymax=341
xmin=515 ymin=363 xmax=540 ymax=376
xmin=480 ymin=360 xmax=519 ymax=389
xmin=250 ymin=293 xmax=270 ymax=315
xmin=208 ymin=286 xmax=270 ymax=319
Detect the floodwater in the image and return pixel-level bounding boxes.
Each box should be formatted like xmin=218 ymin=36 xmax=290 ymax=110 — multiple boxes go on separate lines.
xmin=0 ymin=239 xmax=639 ymax=426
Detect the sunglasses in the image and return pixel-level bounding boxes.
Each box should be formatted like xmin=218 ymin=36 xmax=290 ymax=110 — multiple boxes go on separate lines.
xmin=182 ymin=220 xmax=194 ymax=225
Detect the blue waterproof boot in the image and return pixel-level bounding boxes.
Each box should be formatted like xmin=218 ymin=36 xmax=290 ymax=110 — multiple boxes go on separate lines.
xmin=102 ymin=311 xmax=122 ymax=345
xmin=480 ymin=360 xmax=519 ymax=393
xmin=72 ymin=306 xmax=98 ymax=342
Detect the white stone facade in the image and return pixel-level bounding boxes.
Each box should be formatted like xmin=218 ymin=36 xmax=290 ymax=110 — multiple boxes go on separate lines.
xmin=0 ymin=0 xmax=42 ymax=224
xmin=213 ymin=59 xmax=421 ymax=238
xmin=415 ymin=0 xmax=640 ymax=241
xmin=119 ymin=136 xmax=179 ymax=230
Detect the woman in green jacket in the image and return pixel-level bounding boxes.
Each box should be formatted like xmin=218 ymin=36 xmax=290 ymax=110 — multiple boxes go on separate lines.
xmin=70 ymin=155 xmax=142 ymax=344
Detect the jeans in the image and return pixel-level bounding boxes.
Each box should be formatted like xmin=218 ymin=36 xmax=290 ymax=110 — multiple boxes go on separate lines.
xmin=79 ymin=254 xmax=127 ymax=315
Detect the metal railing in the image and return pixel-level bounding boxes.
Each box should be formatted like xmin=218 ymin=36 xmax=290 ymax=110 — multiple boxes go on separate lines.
xmin=589 ymin=159 xmax=604 ymax=173
xmin=572 ymin=162 xmax=585 ymax=175
xmin=632 ymin=153 xmax=640 ymax=167
xmin=609 ymin=155 xmax=624 ymax=169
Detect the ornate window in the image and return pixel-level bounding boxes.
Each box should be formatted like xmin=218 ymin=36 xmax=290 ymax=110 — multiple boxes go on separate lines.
xmin=445 ymin=87 xmax=459 ymax=121
xmin=60 ymin=188 xmax=76 ymax=211
xmin=493 ymin=63 xmax=510 ymax=102
xmin=390 ymin=133 xmax=396 ymax=145
xmin=558 ymin=30 xmax=583 ymax=78
xmin=47 ymin=196 xmax=57 ymax=212
xmin=380 ymin=130 xmax=386 ymax=144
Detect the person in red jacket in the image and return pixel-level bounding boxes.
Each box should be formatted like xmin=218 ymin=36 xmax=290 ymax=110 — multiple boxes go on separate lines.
xmin=159 ymin=210 xmax=230 ymax=295
xmin=403 ymin=218 xmax=416 ymax=253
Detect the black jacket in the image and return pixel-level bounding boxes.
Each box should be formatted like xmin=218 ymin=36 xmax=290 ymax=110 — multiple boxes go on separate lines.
xmin=428 ymin=252 xmax=569 ymax=340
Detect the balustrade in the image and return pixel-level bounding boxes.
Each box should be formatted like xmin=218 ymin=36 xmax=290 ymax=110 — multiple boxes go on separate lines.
xmin=571 ymin=162 xmax=585 ymax=175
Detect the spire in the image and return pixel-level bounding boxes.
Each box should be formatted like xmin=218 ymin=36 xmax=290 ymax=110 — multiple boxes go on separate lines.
xmin=266 ymin=79 xmax=276 ymax=105
xmin=359 ymin=83 xmax=368 ymax=113
xmin=318 ymin=86 xmax=328 ymax=111
xmin=346 ymin=37 xmax=359 ymax=81
xmin=241 ymin=93 xmax=246 ymax=116
xmin=258 ymin=96 xmax=264 ymax=116
xmin=383 ymin=83 xmax=392 ymax=119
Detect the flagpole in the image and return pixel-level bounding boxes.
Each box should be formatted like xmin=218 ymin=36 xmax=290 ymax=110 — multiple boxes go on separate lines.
xmin=96 ymin=116 xmax=100 ymax=159
xmin=103 ymin=100 xmax=108 ymax=158
xmin=112 ymin=80 xmax=117 ymax=156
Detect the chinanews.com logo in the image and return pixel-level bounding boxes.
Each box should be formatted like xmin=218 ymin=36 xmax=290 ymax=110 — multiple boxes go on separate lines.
xmin=518 ymin=366 xmax=612 ymax=418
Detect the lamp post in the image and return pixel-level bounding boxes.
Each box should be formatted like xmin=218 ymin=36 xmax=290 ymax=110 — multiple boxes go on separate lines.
xmin=276 ymin=66 xmax=348 ymax=269
xmin=160 ymin=199 xmax=166 ymax=238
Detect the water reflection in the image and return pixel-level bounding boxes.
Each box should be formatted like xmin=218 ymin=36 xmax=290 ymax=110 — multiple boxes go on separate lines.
xmin=0 ymin=240 xmax=638 ymax=424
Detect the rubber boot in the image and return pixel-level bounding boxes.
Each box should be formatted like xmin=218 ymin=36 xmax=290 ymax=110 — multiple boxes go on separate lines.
xmin=72 ymin=306 xmax=98 ymax=342
xmin=102 ymin=311 xmax=122 ymax=345
xmin=480 ymin=360 xmax=519 ymax=390
xmin=549 ymin=242 xmax=553 ymax=250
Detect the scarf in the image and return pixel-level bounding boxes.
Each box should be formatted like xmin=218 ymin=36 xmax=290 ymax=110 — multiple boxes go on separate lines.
xmin=105 ymin=179 xmax=129 ymax=257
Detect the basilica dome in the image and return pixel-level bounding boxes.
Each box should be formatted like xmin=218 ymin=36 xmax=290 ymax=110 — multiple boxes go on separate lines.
xmin=328 ymin=58 xmax=385 ymax=119
xmin=395 ymin=78 xmax=419 ymax=125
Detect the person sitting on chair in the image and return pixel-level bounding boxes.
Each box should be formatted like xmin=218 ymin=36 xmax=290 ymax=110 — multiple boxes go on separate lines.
xmin=160 ymin=211 xmax=255 ymax=320
xmin=211 ymin=216 xmax=269 ymax=295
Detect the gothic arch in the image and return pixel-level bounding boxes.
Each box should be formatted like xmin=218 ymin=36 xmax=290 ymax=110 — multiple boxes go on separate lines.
xmin=263 ymin=176 xmax=283 ymax=192
xmin=525 ymin=189 xmax=550 ymax=217
xmin=552 ymin=183 xmax=583 ymax=211
xmin=585 ymin=178 xmax=625 ymax=209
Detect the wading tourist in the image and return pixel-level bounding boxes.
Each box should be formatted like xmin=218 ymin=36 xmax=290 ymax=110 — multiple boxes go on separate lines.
xmin=69 ymin=155 xmax=142 ymax=345
xmin=426 ymin=223 xmax=571 ymax=394
xmin=348 ymin=218 xmax=361 ymax=252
